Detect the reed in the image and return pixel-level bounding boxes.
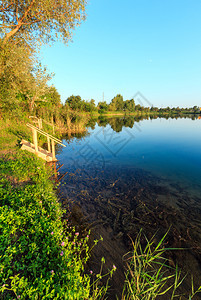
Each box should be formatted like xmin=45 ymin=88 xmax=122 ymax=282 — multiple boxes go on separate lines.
xmin=120 ymin=231 xmax=201 ymax=300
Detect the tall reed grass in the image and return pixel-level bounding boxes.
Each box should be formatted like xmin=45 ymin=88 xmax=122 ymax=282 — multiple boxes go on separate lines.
xmin=120 ymin=231 xmax=201 ymax=300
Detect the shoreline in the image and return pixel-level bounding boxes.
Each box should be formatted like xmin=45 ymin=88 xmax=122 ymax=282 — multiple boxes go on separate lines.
xmin=1 ymin=115 xmax=201 ymax=299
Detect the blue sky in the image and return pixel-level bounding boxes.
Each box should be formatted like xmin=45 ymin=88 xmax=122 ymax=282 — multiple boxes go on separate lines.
xmin=41 ymin=0 xmax=201 ymax=107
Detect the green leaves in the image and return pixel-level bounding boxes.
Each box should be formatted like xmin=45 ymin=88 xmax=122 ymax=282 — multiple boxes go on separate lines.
xmin=0 ymin=0 xmax=87 ymax=45
xmin=0 ymin=151 xmax=92 ymax=299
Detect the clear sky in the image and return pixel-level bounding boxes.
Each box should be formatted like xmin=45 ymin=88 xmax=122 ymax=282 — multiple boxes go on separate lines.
xmin=41 ymin=0 xmax=201 ymax=108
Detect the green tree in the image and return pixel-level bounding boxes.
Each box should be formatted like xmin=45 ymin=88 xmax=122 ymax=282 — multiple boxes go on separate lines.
xmin=65 ymin=95 xmax=83 ymax=111
xmin=83 ymin=99 xmax=97 ymax=112
xmin=0 ymin=0 xmax=86 ymax=45
xmin=193 ymin=106 xmax=199 ymax=113
xmin=0 ymin=0 xmax=87 ymax=114
xmin=43 ymin=86 xmax=61 ymax=107
xmin=0 ymin=42 xmax=51 ymax=112
xmin=98 ymin=101 xmax=108 ymax=112
xmin=108 ymin=101 xmax=116 ymax=111
xmin=124 ymin=99 xmax=135 ymax=111
xmin=109 ymin=94 xmax=124 ymax=111
xmin=135 ymin=104 xmax=142 ymax=111
xmin=89 ymin=99 xmax=97 ymax=111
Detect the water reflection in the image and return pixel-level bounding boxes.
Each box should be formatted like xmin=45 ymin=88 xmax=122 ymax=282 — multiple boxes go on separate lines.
xmin=87 ymin=114 xmax=200 ymax=133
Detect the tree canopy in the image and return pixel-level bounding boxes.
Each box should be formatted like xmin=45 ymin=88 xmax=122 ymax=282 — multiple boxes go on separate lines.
xmin=0 ymin=42 xmax=51 ymax=111
xmin=65 ymin=95 xmax=98 ymax=112
xmin=0 ymin=0 xmax=86 ymax=45
xmin=109 ymin=94 xmax=124 ymax=111
xmin=0 ymin=0 xmax=87 ymax=114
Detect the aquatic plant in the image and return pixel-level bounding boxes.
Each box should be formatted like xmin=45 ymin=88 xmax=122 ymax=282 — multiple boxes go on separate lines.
xmin=120 ymin=231 xmax=201 ymax=300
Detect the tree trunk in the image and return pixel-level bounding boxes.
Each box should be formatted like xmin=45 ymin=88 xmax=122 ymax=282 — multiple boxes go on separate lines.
xmin=29 ymin=96 xmax=36 ymax=112
xmin=2 ymin=0 xmax=36 ymax=44
xmin=3 ymin=23 xmax=22 ymax=44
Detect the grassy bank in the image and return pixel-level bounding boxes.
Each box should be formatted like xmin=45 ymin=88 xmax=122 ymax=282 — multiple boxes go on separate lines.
xmin=1 ymin=115 xmax=200 ymax=299
xmin=0 ymin=116 xmax=115 ymax=299
xmin=98 ymin=110 xmax=201 ymax=118
xmin=0 ymin=150 xmax=95 ymax=299
xmin=0 ymin=116 xmax=93 ymax=298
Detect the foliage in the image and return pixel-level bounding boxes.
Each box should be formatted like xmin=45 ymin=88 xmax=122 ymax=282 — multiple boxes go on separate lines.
xmin=109 ymin=94 xmax=124 ymax=111
xmin=84 ymin=99 xmax=98 ymax=112
xmin=0 ymin=149 xmax=117 ymax=299
xmin=65 ymin=95 xmax=98 ymax=112
xmin=65 ymin=95 xmax=83 ymax=111
xmin=98 ymin=101 xmax=109 ymax=113
xmin=0 ymin=117 xmax=32 ymax=152
xmin=0 ymin=0 xmax=86 ymax=45
xmin=0 ymin=0 xmax=87 ymax=116
xmin=0 ymin=42 xmax=32 ymax=109
xmin=0 ymin=42 xmax=51 ymax=112
xmin=0 ymin=152 xmax=90 ymax=299
xmin=44 ymin=86 xmax=62 ymax=107
xmin=124 ymin=99 xmax=135 ymax=112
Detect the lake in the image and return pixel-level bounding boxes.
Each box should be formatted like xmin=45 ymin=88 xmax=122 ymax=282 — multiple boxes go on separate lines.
xmin=57 ymin=116 xmax=201 ymax=298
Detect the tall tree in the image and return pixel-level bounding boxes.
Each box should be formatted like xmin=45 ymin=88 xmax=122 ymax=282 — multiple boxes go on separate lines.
xmin=0 ymin=42 xmax=51 ymax=111
xmin=44 ymin=86 xmax=61 ymax=107
xmin=98 ymin=101 xmax=108 ymax=112
xmin=109 ymin=94 xmax=124 ymax=111
xmin=65 ymin=95 xmax=82 ymax=110
xmin=0 ymin=0 xmax=86 ymax=45
xmin=124 ymin=99 xmax=135 ymax=111
xmin=0 ymin=1 xmax=86 ymax=113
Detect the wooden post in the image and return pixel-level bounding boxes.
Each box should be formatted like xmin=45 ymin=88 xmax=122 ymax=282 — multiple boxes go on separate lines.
xmin=38 ymin=118 xmax=42 ymax=129
xmin=52 ymin=116 xmax=55 ymax=135
xmin=53 ymin=162 xmax=58 ymax=182
xmin=32 ymin=128 xmax=38 ymax=153
xmin=51 ymin=139 xmax=56 ymax=161
xmin=47 ymin=136 xmax=51 ymax=153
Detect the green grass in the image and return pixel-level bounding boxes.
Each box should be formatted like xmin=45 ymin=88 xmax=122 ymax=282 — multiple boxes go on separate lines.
xmin=120 ymin=231 xmax=201 ymax=300
xmin=0 ymin=118 xmax=30 ymax=152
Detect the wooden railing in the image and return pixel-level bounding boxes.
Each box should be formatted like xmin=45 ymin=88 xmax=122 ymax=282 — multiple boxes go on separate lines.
xmin=26 ymin=123 xmax=66 ymax=161
xmin=29 ymin=116 xmax=43 ymax=129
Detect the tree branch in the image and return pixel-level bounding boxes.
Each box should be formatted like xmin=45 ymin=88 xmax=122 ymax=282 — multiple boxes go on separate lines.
xmin=0 ymin=1 xmax=14 ymax=13
xmin=3 ymin=0 xmax=36 ymax=44
xmin=16 ymin=0 xmax=19 ymax=23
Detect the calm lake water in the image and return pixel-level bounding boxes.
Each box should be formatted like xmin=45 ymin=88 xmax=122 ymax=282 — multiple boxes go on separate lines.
xmin=59 ymin=117 xmax=201 ymax=195
xmin=58 ymin=116 xmax=201 ymax=298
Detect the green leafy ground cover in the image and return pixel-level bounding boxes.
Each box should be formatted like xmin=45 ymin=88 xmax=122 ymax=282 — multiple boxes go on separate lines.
xmin=0 ymin=151 xmax=94 ymax=299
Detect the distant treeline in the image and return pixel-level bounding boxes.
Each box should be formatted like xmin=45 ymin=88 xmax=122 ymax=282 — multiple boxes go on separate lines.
xmin=64 ymin=94 xmax=200 ymax=114
xmin=1 ymin=86 xmax=200 ymax=134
